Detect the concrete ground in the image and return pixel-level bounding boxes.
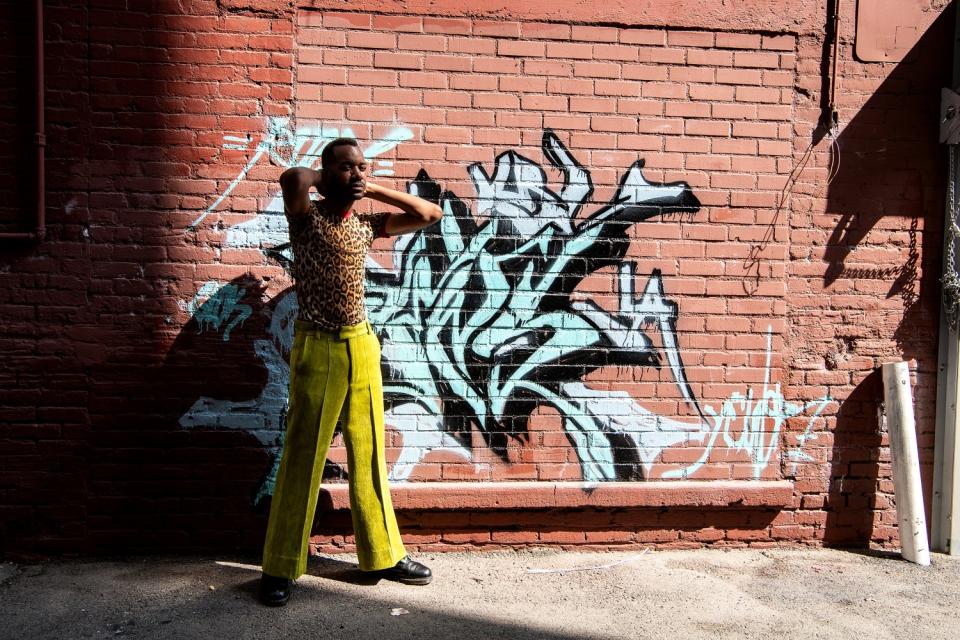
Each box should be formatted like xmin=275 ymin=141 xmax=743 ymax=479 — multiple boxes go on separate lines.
xmin=0 ymin=548 xmax=957 ymax=639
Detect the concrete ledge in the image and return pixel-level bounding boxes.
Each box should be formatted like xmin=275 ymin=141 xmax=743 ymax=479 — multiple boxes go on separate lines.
xmin=318 ymin=480 xmax=794 ymax=510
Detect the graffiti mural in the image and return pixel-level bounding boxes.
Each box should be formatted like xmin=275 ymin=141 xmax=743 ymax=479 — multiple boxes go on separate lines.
xmin=180 ymin=280 xmax=253 ymax=341
xmin=178 ymin=121 xmax=829 ymax=499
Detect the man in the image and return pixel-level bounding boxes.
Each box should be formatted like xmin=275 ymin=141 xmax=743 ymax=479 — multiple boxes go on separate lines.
xmin=258 ymin=137 xmax=442 ymax=606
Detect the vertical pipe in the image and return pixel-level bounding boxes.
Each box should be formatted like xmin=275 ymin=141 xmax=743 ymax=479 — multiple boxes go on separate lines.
xmin=883 ymin=362 xmax=931 ymax=565
xmin=933 ymin=0 xmax=960 ymax=557
xmin=34 ymin=0 xmax=44 ymax=240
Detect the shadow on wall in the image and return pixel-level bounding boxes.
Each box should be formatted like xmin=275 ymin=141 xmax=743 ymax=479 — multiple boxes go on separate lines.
xmin=819 ymin=6 xmax=952 ymax=546
xmin=80 ymin=4 xmax=293 ymax=554
xmin=0 ymin=2 xmax=35 ymax=228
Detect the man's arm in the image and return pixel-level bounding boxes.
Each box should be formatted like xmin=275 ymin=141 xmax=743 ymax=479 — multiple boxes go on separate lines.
xmin=279 ymin=167 xmax=323 ymax=218
xmin=365 ymin=183 xmax=442 ymax=236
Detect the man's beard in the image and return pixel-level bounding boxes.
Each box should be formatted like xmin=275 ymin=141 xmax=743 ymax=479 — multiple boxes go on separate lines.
xmin=328 ymin=182 xmax=363 ymax=202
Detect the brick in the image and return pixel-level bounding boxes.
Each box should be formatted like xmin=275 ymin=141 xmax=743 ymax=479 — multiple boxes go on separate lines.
xmin=572 ymin=25 xmax=619 ymax=42
xmin=373 ymin=87 xmax=422 ymax=105
xmin=593 ymin=44 xmax=639 ymax=62
xmin=620 ymin=28 xmax=665 ymax=45
xmin=735 ymin=86 xmax=782 ymax=103
xmin=496 ymin=39 xmax=544 ymax=57
xmin=665 ymin=102 xmax=710 ymax=117
xmin=668 ymin=31 xmax=714 ymax=47
xmin=398 ymin=33 xmax=447 ymax=52
xmin=372 ymin=15 xmax=423 ymax=32
xmin=637 ymin=47 xmax=685 ymax=64
xmin=526 ymin=60 xmax=573 ymax=76
xmin=320 ymin=84 xmax=371 ymax=102
xmin=689 ymin=84 xmax=736 ymax=102
xmin=732 ymin=121 xmax=779 ymax=138
xmin=395 ymin=106 xmax=444 ymax=124
xmin=500 ymin=75 xmax=545 ymax=92
xmin=322 ymin=12 xmax=371 ymax=29
xmin=474 ymin=128 xmax=522 ymax=145
xmin=423 ymin=17 xmax=472 ymax=35
xmin=472 ymin=92 xmax=520 ymax=109
xmin=347 ymin=31 xmax=397 ymax=50
xmin=298 ymin=30 xmax=345 ymax=46
xmin=347 ymin=105 xmax=396 ymax=122
xmin=641 ymin=82 xmax=684 ymax=99
xmin=452 ymin=73 xmax=498 ymax=91
xmin=617 ymin=99 xmax=662 ymax=115
xmin=547 ymin=42 xmax=601 ymax=61
xmin=425 ymin=55 xmax=472 ymax=72
xmin=547 ymin=78 xmax=594 ymax=94
xmin=570 ymin=96 xmax=618 ymax=113
xmin=423 ymin=127 xmax=471 ymax=144
xmin=592 ymin=79 xmax=639 ymax=96
xmin=473 ymin=57 xmax=521 ymax=73
xmin=496 ymin=112 xmax=542 ymax=128
xmin=665 ymin=137 xmax=710 ymax=153
xmin=622 ymin=64 xmax=668 ymax=81
xmin=669 ymin=66 xmax=715 ymax=83
xmin=717 ymin=68 xmax=762 ymax=85
xmin=635 ymin=116 xmax=683 ymax=135
xmin=763 ymin=70 xmax=794 ymax=87
xmin=399 ymin=71 xmax=447 ymax=88
xmin=688 ymin=49 xmax=733 ymax=66
xmin=758 ymin=139 xmax=792 ymax=155
xmin=712 ymin=138 xmax=758 ymax=155
xmin=574 ymin=61 xmax=621 ymax=78
xmin=347 ymin=68 xmax=397 ymax=86
xmin=756 ymin=104 xmax=792 ymax=120
xmin=712 ymin=103 xmax=757 ymax=119
xmin=298 ymin=66 xmax=346 ymax=84
xmin=591 ymin=116 xmax=637 ymax=133
xmin=521 ymin=22 xmax=571 ymax=40
xmin=448 ymin=37 xmax=496 ymax=55
xmin=715 ymin=32 xmax=762 ymax=49
xmin=473 ymin=20 xmax=521 ymax=38
xmin=521 ymin=95 xmax=568 ymax=111
xmin=763 ymin=34 xmax=796 ymax=51
xmin=322 ymin=49 xmax=372 ymax=66
xmin=543 ymin=114 xmax=590 ymax=130
xmin=570 ymin=132 xmax=617 ymax=148
xmin=734 ymin=51 xmax=780 ymax=68
xmin=374 ymin=52 xmax=423 ymax=70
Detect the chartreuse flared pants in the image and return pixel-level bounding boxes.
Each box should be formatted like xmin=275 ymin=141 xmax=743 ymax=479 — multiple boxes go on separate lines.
xmin=261 ymin=319 xmax=407 ymax=579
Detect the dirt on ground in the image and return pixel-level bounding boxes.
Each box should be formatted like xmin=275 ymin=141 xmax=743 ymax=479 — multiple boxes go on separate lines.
xmin=0 ymin=548 xmax=957 ymax=639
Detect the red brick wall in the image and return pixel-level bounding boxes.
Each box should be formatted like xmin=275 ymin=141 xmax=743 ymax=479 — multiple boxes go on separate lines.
xmin=0 ymin=0 xmax=950 ymax=557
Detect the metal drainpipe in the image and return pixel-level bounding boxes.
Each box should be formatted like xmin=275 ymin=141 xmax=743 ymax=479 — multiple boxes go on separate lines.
xmin=933 ymin=0 xmax=960 ymax=556
xmin=0 ymin=0 xmax=45 ymax=242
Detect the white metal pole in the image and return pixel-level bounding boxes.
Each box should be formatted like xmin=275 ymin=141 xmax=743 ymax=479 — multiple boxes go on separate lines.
xmin=883 ymin=362 xmax=931 ymax=565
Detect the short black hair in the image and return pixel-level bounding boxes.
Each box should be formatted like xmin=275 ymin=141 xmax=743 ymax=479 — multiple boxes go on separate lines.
xmin=321 ymin=137 xmax=361 ymax=168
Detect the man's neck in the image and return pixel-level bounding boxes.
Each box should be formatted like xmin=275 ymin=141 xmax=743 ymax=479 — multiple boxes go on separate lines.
xmin=320 ymin=198 xmax=353 ymax=219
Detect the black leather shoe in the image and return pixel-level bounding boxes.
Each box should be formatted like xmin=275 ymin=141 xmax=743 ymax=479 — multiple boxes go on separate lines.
xmin=372 ymin=557 xmax=433 ymax=585
xmin=258 ymin=572 xmax=293 ymax=606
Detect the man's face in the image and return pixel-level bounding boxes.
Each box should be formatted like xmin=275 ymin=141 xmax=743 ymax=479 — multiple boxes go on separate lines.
xmin=322 ymin=144 xmax=367 ymax=201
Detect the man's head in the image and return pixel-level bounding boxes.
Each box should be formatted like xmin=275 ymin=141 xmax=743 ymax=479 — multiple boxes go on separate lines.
xmin=321 ymin=137 xmax=367 ymax=202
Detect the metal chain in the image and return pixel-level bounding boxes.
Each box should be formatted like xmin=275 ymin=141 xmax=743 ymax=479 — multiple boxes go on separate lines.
xmin=943 ymin=147 xmax=960 ymax=329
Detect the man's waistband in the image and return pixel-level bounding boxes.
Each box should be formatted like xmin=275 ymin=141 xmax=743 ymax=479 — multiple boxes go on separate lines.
xmin=294 ymin=318 xmax=373 ymax=340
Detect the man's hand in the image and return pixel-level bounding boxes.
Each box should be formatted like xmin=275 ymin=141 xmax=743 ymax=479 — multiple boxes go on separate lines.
xmin=312 ymin=168 xmax=326 ymax=198
xmin=363 ymin=182 xmax=442 ymax=236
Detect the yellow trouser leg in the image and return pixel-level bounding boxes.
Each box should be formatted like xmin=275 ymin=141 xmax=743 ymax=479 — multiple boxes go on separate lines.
xmin=261 ymin=320 xmax=407 ymax=579
xmin=343 ymin=328 xmax=407 ymax=571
